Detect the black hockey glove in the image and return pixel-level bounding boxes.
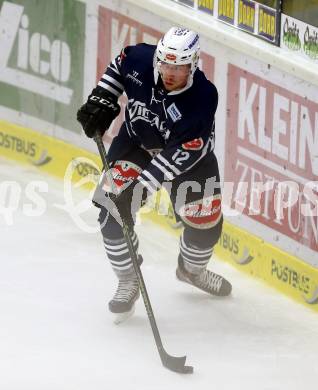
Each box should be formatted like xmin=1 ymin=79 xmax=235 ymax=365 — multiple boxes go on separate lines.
xmin=77 ymin=87 xmax=120 ymax=138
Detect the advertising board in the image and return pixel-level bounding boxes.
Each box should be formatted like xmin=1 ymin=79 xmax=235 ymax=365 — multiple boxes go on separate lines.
xmin=0 ymin=0 xmax=85 ymax=133
xmin=224 ymin=64 xmax=318 ymax=253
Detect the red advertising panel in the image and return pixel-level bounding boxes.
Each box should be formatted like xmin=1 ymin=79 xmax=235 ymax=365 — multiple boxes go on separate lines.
xmin=97 ymin=5 xmax=215 ymax=143
xmin=224 ymin=64 xmax=318 ymax=251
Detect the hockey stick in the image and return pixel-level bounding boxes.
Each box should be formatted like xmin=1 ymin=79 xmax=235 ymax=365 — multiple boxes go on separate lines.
xmin=94 ymin=132 xmax=193 ymax=374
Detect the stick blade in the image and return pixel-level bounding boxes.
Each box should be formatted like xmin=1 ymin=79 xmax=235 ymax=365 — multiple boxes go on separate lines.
xmin=161 ymin=352 xmax=194 ymax=374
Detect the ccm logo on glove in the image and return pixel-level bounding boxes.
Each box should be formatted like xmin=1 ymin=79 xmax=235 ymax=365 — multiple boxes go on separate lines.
xmin=89 ymin=95 xmax=119 ymax=110
xmin=77 ymin=87 xmax=121 ymax=138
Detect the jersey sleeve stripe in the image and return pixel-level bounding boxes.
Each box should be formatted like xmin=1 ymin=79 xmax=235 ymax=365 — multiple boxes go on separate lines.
xmin=102 ymin=74 xmax=124 ymax=90
xmin=137 ymin=177 xmax=156 ymax=194
xmin=156 ymin=154 xmax=181 ymax=175
xmin=106 ymin=67 xmax=122 ymax=81
xmin=99 ymin=76 xmax=123 ymax=94
xmin=139 ymin=173 xmax=158 ymax=191
xmin=97 ymin=81 xmax=121 ymax=97
xmin=151 ymin=159 xmax=175 ymax=180
xmin=140 ymin=170 xmax=161 ymax=189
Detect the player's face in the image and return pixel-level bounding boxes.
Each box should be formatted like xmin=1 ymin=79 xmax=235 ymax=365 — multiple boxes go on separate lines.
xmin=158 ymin=62 xmax=191 ymax=91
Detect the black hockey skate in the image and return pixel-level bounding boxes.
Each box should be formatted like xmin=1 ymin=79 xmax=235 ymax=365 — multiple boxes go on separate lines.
xmin=176 ymin=255 xmax=232 ymax=297
xmin=109 ymin=255 xmax=143 ymax=324
xmin=109 ymin=279 xmax=140 ymax=312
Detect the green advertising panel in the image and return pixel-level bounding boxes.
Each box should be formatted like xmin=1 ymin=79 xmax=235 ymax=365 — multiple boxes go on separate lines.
xmin=0 ymin=0 xmax=85 ymax=133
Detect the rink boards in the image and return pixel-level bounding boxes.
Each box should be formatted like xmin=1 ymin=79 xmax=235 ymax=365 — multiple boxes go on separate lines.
xmin=2 ymin=119 xmax=318 ymax=312
xmin=0 ymin=120 xmax=102 ymax=190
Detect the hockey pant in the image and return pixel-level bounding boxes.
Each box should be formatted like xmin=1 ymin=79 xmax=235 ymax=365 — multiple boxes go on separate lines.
xmin=96 ymin=146 xmax=223 ymax=278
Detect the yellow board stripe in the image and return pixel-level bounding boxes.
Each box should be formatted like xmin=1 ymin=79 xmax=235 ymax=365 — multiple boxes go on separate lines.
xmin=0 ymin=120 xmax=102 ymax=190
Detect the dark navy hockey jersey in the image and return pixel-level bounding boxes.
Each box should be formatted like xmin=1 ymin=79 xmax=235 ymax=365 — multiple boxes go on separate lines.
xmin=99 ymin=43 xmax=218 ymax=193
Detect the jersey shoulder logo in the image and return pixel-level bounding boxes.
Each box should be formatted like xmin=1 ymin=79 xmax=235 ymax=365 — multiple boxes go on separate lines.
xmin=182 ymin=138 xmax=204 ymax=151
xmin=167 ymin=103 xmax=182 ymax=122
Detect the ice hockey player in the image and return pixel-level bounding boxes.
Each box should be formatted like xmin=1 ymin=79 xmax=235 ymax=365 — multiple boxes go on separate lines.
xmin=77 ymin=26 xmax=232 ymax=322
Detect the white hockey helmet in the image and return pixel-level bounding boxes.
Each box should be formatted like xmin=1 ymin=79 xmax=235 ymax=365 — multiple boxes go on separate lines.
xmin=156 ymin=27 xmax=200 ymax=76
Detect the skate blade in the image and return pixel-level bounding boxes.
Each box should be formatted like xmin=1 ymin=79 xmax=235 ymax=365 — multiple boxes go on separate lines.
xmin=113 ymin=305 xmax=135 ymax=325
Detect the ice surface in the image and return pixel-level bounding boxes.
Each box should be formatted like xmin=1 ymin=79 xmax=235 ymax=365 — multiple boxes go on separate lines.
xmin=1 ymin=158 xmax=318 ymax=390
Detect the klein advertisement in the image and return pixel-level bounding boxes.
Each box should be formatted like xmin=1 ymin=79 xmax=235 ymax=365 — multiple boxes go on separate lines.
xmin=224 ymin=64 xmax=318 ymax=253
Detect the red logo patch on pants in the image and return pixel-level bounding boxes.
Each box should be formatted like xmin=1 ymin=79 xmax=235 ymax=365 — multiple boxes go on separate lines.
xmin=179 ymin=194 xmax=222 ymax=229
xmin=100 ymin=160 xmax=142 ymax=193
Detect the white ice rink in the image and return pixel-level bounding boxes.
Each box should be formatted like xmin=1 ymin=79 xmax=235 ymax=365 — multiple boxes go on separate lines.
xmin=1 ymin=158 xmax=318 ymax=390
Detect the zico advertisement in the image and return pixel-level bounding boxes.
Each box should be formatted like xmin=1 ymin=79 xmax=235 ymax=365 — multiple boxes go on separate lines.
xmin=97 ymin=4 xmax=215 ymax=145
xmin=224 ymin=64 xmax=318 ymax=254
xmin=0 ymin=0 xmax=85 ymax=133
